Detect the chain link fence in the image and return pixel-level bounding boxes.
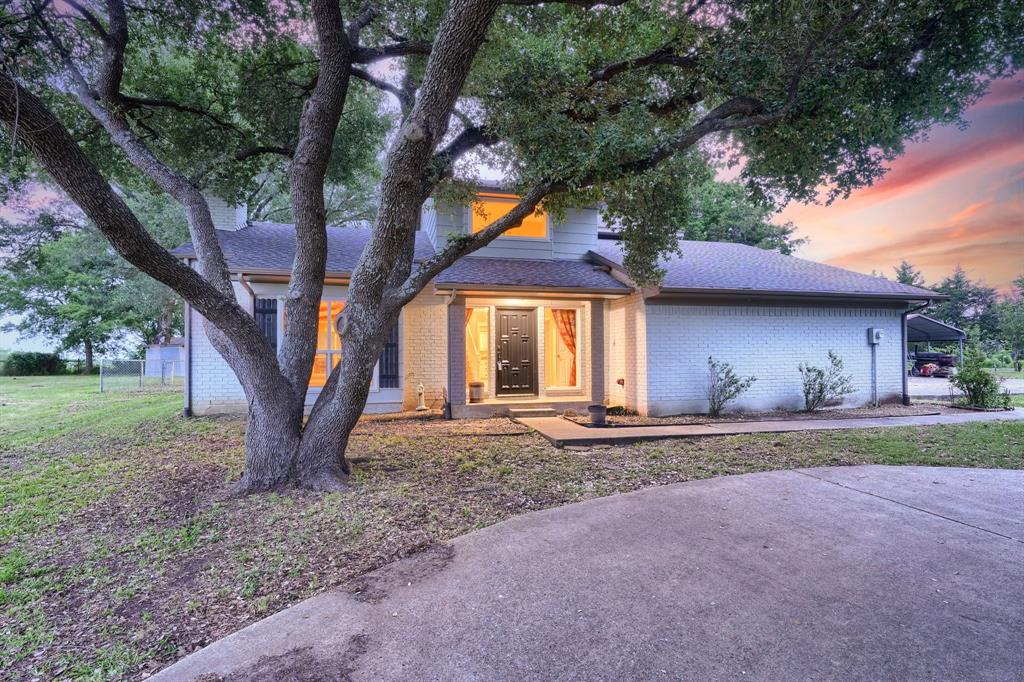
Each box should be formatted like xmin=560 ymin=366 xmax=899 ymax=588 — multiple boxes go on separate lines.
xmin=99 ymin=358 xmax=183 ymax=392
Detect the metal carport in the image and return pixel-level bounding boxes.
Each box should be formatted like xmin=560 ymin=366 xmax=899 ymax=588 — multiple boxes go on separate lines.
xmin=906 ymin=314 xmax=966 ymax=361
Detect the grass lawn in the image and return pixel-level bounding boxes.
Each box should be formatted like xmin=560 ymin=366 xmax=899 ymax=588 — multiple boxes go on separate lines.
xmin=992 ymin=368 xmax=1024 ymax=380
xmin=2 ymin=376 xmax=1022 ymax=680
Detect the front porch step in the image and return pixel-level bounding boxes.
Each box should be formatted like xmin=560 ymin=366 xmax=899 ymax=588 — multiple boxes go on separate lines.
xmin=508 ymin=408 xmax=558 ymax=418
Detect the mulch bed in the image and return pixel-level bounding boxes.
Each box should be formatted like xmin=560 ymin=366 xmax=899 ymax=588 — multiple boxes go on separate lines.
xmin=564 ymin=403 xmax=949 ymax=427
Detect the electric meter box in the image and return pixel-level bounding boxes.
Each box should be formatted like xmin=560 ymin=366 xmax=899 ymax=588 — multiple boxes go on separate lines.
xmin=867 ymin=328 xmax=884 ymax=345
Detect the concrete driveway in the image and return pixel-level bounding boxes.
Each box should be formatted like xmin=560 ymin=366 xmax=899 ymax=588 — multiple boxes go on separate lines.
xmin=156 ymin=466 xmax=1024 ymax=681
xmin=910 ymin=375 xmax=1024 ymax=397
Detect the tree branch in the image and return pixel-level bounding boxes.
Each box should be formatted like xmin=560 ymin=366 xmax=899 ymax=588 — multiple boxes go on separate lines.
xmin=62 ymin=0 xmax=110 ymax=42
xmin=350 ymin=66 xmax=412 ymax=108
xmin=423 ymin=124 xmax=500 ymax=194
xmin=278 ymin=0 xmax=355 ymax=402
xmin=347 ymin=5 xmax=379 ymax=42
xmin=352 ymin=40 xmax=433 ymax=63
xmin=0 ymin=72 xmax=279 ymax=377
xmin=30 ymin=0 xmax=235 ymax=297
xmin=503 ymin=0 xmax=629 ymax=6
xmin=395 ymin=93 xmax=790 ymax=308
xmin=588 ymin=44 xmax=697 ymax=86
xmin=120 ymin=95 xmax=240 ymax=131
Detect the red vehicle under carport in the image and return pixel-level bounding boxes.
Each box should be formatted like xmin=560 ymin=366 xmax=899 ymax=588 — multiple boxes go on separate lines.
xmin=906 ymin=314 xmax=967 ymax=377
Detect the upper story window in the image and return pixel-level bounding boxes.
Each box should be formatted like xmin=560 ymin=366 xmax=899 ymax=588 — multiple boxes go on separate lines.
xmin=471 ymin=192 xmax=548 ymax=239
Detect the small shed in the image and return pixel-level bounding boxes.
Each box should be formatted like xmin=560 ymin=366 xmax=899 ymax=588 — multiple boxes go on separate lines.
xmin=145 ymin=337 xmax=185 ymax=378
xmin=906 ymin=314 xmax=966 ymax=361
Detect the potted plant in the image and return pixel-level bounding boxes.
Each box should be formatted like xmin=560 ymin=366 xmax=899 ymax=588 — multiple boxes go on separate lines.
xmin=587 ymin=404 xmax=607 ymax=426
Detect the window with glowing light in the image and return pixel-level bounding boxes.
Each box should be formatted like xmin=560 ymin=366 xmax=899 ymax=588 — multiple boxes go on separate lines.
xmin=470 ymin=193 xmax=547 ymax=239
xmin=544 ymin=308 xmax=578 ymax=389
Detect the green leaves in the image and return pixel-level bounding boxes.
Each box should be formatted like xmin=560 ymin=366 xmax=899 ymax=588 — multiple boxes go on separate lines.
xmin=4 ymin=0 xmax=1022 ymax=289
xmin=0 ymin=191 xmax=190 ymax=354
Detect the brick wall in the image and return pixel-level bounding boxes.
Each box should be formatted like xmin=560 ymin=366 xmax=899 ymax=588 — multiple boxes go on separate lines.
xmin=643 ymin=301 xmax=905 ymax=416
xmin=402 ymin=290 xmax=449 ymax=409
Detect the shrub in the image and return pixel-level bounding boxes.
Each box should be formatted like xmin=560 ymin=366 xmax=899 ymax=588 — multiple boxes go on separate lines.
xmin=798 ymin=351 xmax=855 ymax=411
xmin=1 ymin=351 xmax=65 ymax=376
xmin=950 ymin=349 xmax=1006 ymax=408
xmin=706 ymin=356 xmax=756 ymax=416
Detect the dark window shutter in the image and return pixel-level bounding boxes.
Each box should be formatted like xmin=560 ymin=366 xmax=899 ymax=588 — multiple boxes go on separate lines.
xmin=254 ymin=298 xmax=278 ymax=352
xmin=378 ymin=324 xmax=400 ymax=388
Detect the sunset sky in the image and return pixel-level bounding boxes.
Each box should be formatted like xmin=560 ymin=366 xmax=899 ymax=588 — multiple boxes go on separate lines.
xmin=776 ymin=74 xmax=1023 ymax=292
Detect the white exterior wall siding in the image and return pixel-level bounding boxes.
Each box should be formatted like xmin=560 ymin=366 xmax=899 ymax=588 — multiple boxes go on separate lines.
xmin=552 ymin=208 xmax=600 ymax=260
xmin=426 ymin=202 xmax=599 ymax=262
xmin=643 ymin=301 xmax=906 ymax=416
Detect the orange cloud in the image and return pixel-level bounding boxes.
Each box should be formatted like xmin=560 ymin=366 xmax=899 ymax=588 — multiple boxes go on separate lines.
xmin=825 ymin=198 xmax=1024 ymax=290
xmin=948 ymin=200 xmax=991 ymax=224
xmin=856 ymin=131 xmax=1024 ymax=202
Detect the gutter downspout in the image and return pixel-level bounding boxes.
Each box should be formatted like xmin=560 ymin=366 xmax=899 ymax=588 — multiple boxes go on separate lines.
xmin=183 ymin=300 xmax=193 ymax=417
xmin=901 ymin=301 xmax=930 ymax=405
xmin=238 ymin=273 xmax=256 ymax=311
xmin=443 ymin=288 xmax=460 ymax=419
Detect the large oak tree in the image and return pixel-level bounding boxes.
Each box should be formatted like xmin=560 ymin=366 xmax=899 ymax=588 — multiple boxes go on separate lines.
xmin=1 ymin=0 xmax=1020 ymax=492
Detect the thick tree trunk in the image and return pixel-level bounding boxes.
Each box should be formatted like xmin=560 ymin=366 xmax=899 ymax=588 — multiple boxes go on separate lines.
xmin=83 ymin=339 xmax=93 ymax=375
xmin=233 ymin=397 xmax=303 ymax=493
xmin=293 ymin=303 xmax=396 ymax=490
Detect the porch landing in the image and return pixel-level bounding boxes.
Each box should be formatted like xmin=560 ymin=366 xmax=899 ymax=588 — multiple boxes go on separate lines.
xmin=518 ymin=409 xmax=1024 ymax=448
xmin=452 ymin=399 xmax=592 ymax=419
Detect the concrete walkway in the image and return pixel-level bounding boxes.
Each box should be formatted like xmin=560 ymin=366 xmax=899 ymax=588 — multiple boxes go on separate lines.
xmin=154 ymin=466 xmax=1024 ymax=681
xmin=519 ymin=408 xmax=1024 ymax=447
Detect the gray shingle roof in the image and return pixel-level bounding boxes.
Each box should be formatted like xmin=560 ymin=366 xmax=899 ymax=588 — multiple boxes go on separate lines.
xmin=172 ymin=224 xmax=939 ymax=300
xmin=171 ymin=222 xmax=435 ymax=274
xmin=591 ymin=239 xmax=940 ymax=299
xmin=436 ymin=257 xmax=628 ymax=291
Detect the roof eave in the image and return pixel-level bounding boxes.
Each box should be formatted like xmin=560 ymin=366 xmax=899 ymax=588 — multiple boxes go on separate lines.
xmin=653 ymin=287 xmax=946 ymax=302
xmin=433 ymin=282 xmax=630 ymax=297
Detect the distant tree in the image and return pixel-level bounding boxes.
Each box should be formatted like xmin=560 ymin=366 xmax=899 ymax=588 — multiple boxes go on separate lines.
xmin=685 ymin=181 xmax=805 ymax=255
xmin=997 ymin=273 xmax=1024 ymax=371
xmin=0 ymin=228 xmax=127 ymax=372
xmin=929 ymin=266 xmax=998 ymax=338
xmin=893 ymin=260 xmax=925 ymax=287
xmin=0 ymin=190 xmax=190 ymax=369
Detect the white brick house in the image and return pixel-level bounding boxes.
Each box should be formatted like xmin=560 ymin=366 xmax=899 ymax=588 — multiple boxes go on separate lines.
xmin=175 ymin=190 xmax=943 ymax=418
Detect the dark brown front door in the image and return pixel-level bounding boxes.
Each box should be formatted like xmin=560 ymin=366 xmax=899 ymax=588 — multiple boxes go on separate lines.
xmin=496 ymin=308 xmax=537 ymax=396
